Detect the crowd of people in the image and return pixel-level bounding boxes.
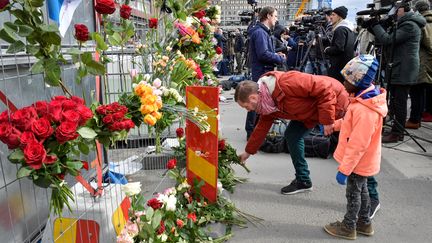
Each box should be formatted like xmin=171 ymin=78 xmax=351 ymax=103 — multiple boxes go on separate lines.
xmin=231 ymin=1 xmax=432 ymax=240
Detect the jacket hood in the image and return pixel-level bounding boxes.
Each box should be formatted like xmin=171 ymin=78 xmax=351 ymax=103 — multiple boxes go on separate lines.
xmin=422 ymin=10 xmax=432 ymax=22
xmin=399 ymin=12 xmax=427 ymax=28
xmin=352 ymin=86 xmax=388 ymax=117
xmin=248 ymin=22 xmax=270 ymax=35
xmin=333 ymin=19 xmax=355 ymax=31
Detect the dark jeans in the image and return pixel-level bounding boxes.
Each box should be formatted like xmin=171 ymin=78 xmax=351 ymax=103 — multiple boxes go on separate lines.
xmin=343 ymin=173 xmax=371 ymax=230
xmin=389 ymin=85 xmax=410 ymax=134
xmin=284 ymin=121 xmax=312 ymax=184
xmin=367 ymin=176 xmax=378 ymax=201
xmin=409 ymin=83 xmax=426 ymax=123
xmin=425 ymin=84 xmax=432 ymax=114
xmin=245 ymin=111 xmax=257 ymax=137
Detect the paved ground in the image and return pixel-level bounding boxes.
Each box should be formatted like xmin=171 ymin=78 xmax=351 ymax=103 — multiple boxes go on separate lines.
xmin=218 ymin=88 xmax=432 ymax=243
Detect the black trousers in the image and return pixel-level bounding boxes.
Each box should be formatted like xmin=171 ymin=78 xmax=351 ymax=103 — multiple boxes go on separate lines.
xmin=424 ymin=84 xmax=432 ymax=114
xmin=409 ymin=83 xmax=426 ymax=123
xmin=389 ymin=85 xmax=411 ymax=134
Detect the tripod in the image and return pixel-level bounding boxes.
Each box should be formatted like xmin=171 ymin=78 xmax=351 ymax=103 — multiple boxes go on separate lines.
xmin=295 ymin=27 xmax=329 ymax=75
xmin=377 ymin=1 xmax=426 ymax=152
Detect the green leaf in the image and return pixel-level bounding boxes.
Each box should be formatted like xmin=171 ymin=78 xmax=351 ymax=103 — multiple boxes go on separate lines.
xmin=78 ymin=142 xmax=90 ymax=155
xmin=86 ymin=60 xmax=106 ymax=75
xmin=4 ymin=22 xmax=18 ymax=32
xmin=146 ymin=207 xmax=154 ymax=221
xmin=52 ymin=163 xmax=62 ymax=174
xmin=0 ymin=29 xmax=17 ymax=43
xmin=40 ymin=24 xmax=59 ymax=33
xmin=67 ymin=48 xmax=83 ymax=55
xmin=42 ymin=32 xmax=61 ymax=45
xmin=26 ymin=45 xmax=40 ymax=55
xmin=77 ymin=127 xmax=97 ymax=139
xmin=8 ymin=150 xmax=25 ymax=163
xmin=108 ymin=32 xmax=122 ymax=46
xmin=7 ymin=41 xmax=26 ymax=53
xmin=151 ymin=210 xmax=162 ymax=229
xmin=81 ymin=52 xmax=93 ymax=64
xmin=66 ymin=161 xmax=84 ymax=170
xmin=43 ymin=59 xmax=61 ymax=86
xmin=30 ymin=59 xmax=44 ymax=73
xmin=17 ymin=25 xmax=33 ymax=37
xmin=17 ymin=166 xmax=32 ymax=179
xmin=92 ymin=32 xmax=108 ymax=51
xmin=30 ymin=0 xmax=44 ymax=7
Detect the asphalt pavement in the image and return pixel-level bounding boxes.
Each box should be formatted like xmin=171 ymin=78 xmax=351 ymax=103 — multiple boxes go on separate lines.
xmin=218 ymin=88 xmax=432 ymax=243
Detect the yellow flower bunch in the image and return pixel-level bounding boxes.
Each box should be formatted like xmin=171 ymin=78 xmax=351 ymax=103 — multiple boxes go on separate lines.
xmin=134 ymin=83 xmax=163 ymax=126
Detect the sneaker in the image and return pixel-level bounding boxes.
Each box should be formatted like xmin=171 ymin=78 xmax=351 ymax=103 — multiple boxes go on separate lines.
xmin=281 ymin=179 xmax=312 ymax=195
xmin=357 ymin=221 xmax=374 ymax=236
xmin=370 ymin=199 xmax=381 ymax=219
xmin=324 ymin=221 xmax=356 ymax=240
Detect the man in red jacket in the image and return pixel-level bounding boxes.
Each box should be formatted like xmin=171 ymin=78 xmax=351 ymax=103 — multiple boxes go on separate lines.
xmin=235 ymin=71 xmax=349 ymax=194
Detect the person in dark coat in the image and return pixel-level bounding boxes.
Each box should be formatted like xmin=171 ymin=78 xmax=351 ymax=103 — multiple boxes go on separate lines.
xmin=365 ymin=3 xmax=426 ymax=142
xmin=245 ymin=6 xmax=285 ymax=140
xmin=234 ymin=28 xmax=245 ymax=74
xmin=273 ymin=25 xmax=291 ymax=71
xmin=324 ymin=6 xmax=355 ymax=83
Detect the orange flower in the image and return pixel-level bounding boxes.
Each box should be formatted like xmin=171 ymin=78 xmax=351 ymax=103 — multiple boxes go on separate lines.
xmin=151 ymin=111 xmax=162 ymax=120
xmin=140 ymin=104 xmax=155 ymax=114
xmin=156 ymin=99 xmax=163 ymax=109
xmin=141 ymin=94 xmax=157 ymax=105
xmin=191 ymin=32 xmax=201 ymax=44
xmin=144 ymin=114 xmax=157 ymax=125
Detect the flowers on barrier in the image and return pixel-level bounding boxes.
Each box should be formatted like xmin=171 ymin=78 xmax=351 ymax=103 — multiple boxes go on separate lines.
xmin=117 ymin=158 xmax=260 ymax=243
xmin=0 ymin=96 xmax=94 ymax=216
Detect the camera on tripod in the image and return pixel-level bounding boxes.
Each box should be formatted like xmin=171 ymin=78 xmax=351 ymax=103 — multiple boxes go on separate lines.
xmin=301 ymin=9 xmax=327 ymax=25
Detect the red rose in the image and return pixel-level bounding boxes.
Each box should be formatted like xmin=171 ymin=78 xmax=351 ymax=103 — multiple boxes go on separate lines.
xmin=95 ymin=105 xmax=107 ymax=115
xmin=95 ymin=0 xmax=116 ymax=15
xmin=215 ymin=46 xmax=223 ymax=55
xmin=149 ymin=18 xmax=158 ymax=29
xmin=218 ymin=139 xmax=226 ymax=151
xmin=112 ymin=112 xmax=125 ymax=121
xmin=74 ymin=24 xmax=89 ymax=42
xmin=0 ymin=110 xmax=9 ymax=123
xmin=0 ymin=123 xmax=21 ymax=149
xmin=176 ymin=219 xmax=184 ymax=228
xmin=176 ymin=127 xmax=184 ymax=138
xmin=157 ymin=221 xmax=165 ymax=235
xmin=62 ymin=100 xmax=76 ymax=111
xmin=23 ymin=142 xmax=47 ymax=170
xmin=147 ymin=198 xmax=163 ymax=210
xmin=0 ymin=0 xmax=10 ymax=10
xmin=187 ymin=212 xmax=197 ymax=222
xmin=76 ymin=105 xmax=93 ymax=126
xmin=124 ymin=119 xmax=135 ymax=130
xmin=167 ymin=158 xmax=177 ymax=169
xmin=20 ymin=131 xmax=37 ymax=148
xmin=195 ymin=66 xmax=203 ymax=80
xmin=56 ymin=173 xmax=65 ymax=180
xmin=31 ymin=117 xmax=53 ymax=139
xmin=120 ymin=4 xmax=132 ymax=19
xmin=61 ymin=110 xmax=81 ymax=124
xmin=11 ymin=107 xmax=37 ymax=131
xmin=48 ymin=100 xmax=63 ymax=122
xmin=52 ymin=96 xmax=68 ymax=101
xmin=34 ymin=101 xmax=49 ymax=117
xmin=55 ymin=121 xmax=79 ymax=144
xmin=108 ymin=122 xmax=122 ymax=131
xmin=82 ymin=161 xmax=89 ymax=170
xmin=71 ymin=96 xmax=85 ymax=105
xmin=102 ymin=114 xmax=114 ymax=124
xmin=193 ymin=10 xmax=206 ymax=19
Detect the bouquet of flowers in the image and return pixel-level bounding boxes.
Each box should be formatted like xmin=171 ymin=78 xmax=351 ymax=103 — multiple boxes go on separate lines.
xmin=0 ymin=96 xmax=93 ymax=216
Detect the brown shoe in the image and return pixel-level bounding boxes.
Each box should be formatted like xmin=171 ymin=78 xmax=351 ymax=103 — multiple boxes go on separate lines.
xmin=382 ymin=133 xmax=403 ymax=143
xmin=324 ymin=221 xmax=356 ymax=240
xmin=357 ymin=222 xmax=374 ymax=236
xmin=405 ymin=120 xmax=421 ymax=129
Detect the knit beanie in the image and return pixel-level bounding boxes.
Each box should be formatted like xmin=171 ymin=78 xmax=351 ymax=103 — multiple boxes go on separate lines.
xmin=415 ymin=1 xmax=430 ymax=13
xmin=341 ymin=55 xmax=379 ymax=90
xmin=333 ymin=6 xmax=348 ymax=19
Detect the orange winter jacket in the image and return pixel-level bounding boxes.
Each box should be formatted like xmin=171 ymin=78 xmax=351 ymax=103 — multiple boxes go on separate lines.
xmin=245 ymin=71 xmax=349 ymax=155
xmin=333 ymin=86 xmax=388 ymax=177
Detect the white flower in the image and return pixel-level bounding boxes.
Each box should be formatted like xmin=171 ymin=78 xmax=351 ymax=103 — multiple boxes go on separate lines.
xmin=132 ymin=83 xmax=137 ymax=89
xmin=158 ymin=233 xmax=168 ymax=242
xmin=211 ymin=37 xmax=218 ymax=45
xmin=154 ymin=89 xmax=163 ymax=96
xmin=153 ymin=78 xmax=162 ymax=88
xmin=143 ymin=74 xmax=151 ymax=81
xmin=121 ymin=182 xmax=141 ymax=196
xmin=177 ymin=180 xmax=191 ymax=191
xmin=215 ymin=5 xmax=221 ymax=15
xmin=166 ymin=46 xmax=172 ymax=51
xmin=186 ymin=17 xmax=194 ymax=26
xmin=157 ymin=193 xmax=168 ymax=204
xmin=165 ymin=195 xmax=177 ymax=211
xmin=117 ymin=230 xmax=134 ymax=243
xmin=163 ymin=187 xmax=177 ymax=195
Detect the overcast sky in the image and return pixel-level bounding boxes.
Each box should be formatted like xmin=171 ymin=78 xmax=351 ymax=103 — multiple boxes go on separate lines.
xmin=312 ymin=0 xmax=372 ymax=23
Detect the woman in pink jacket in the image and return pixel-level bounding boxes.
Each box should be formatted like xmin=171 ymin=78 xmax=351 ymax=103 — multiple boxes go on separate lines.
xmin=324 ymin=55 xmax=388 ymax=240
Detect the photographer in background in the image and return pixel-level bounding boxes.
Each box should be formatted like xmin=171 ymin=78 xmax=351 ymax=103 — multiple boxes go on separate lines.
xmin=324 ymin=6 xmax=355 ymax=83
xmin=354 ymin=16 xmax=376 ymax=55
xmin=234 ymin=28 xmax=245 ymax=74
xmin=273 ymin=24 xmax=292 ymax=71
xmin=364 ymin=3 xmax=426 ymax=143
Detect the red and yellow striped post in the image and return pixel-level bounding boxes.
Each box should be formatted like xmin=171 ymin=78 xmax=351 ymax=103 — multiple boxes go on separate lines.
xmin=53 ymin=218 xmax=100 ymax=243
xmin=186 ymin=86 xmax=219 ymax=202
xmin=112 ymin=197 xmax=131 ymax=235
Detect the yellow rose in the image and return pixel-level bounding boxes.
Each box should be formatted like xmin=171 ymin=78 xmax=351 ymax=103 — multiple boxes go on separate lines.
xmin=152 ymin=111 xmax=162 ymax=120
xmin=144 ymin=114 xmax=157 ymax=126
xmin=140 ymin=104 xmax=154 ymax=114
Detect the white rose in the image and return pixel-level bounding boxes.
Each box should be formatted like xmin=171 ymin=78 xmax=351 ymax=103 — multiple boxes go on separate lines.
xmin=165 ymin=195 xmax=177 ymax=211
xmin=121 ymin=182 xmax=141 ymax=196
xmin=153 ymin=78 xmax=162 ymax=88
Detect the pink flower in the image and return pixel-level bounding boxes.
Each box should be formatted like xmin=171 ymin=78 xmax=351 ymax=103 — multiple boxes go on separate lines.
xmin=129 ymin=69 xmax=138 ymax=78
xmin=125 ymin=221 xmax=139 ymax=236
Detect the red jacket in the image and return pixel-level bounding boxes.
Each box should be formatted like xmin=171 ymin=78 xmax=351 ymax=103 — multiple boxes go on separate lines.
xmin=245 ymin=71 xmax=349 ymax=155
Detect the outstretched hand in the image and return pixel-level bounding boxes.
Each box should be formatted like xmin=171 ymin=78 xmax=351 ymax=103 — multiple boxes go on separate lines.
xmin=239 ymin=152 xmax=250 ymax=164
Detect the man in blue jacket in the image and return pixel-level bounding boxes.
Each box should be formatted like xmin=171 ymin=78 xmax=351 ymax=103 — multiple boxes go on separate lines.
xmin=246 ymin=6 xmax=285 ymax=140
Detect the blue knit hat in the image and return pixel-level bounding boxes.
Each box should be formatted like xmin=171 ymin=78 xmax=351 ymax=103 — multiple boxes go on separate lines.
xmin=341 ymin=54 xmax=379 ymax=90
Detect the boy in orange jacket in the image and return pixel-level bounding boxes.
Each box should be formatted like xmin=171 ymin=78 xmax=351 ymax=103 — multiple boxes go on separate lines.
xmin=324 ymin=55 xmax=388 ymax=240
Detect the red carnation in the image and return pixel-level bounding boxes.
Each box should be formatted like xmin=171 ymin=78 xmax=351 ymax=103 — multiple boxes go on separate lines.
xmin=147 ymin=198 xmax=163 ymax=210
xmin=74 ymin=24 xmax=89 ymax=42
xmin=215 ymin=46 xmax=223 ymax=55
xmin=218 ymin=139 xmax=226 ymax=151
xmin=187 ymin=212 xmax=197 ymax=222
xmin=149 ymin=18 xmax=158 ymax=29
xmin=95 ymin=0 xmax=116 ymax=15
xmin=120 ymin=4 xmax=132 ymax=19
xmin=193 ymin=10 xmax=206 ymax=19
xmin=55 ymin=121 xmax=79 ymax=144
xmin=166 ymin=159 xmax=177 ymax=169
xmin=176 ymin=127 xmax=184 ymax=138
xmin=31 ymin=117 xmax=53 ymax=139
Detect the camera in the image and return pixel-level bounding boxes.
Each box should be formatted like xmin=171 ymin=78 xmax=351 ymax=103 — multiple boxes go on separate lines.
xmin=247 ymin=0 xmax=258 ymax=6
